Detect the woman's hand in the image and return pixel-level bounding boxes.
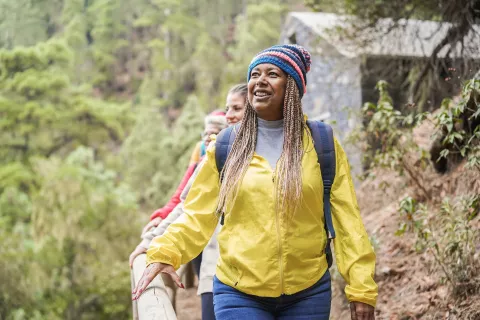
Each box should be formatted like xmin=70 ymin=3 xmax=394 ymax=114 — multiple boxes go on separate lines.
xmin=350 ymin=302 xmax=375 ymax=320
xmin=141 ymin=217 xmax=162 ymax=236
xmin=129 ymin=246 xmax=147 ymax=268
xmin=132 ymin=262 xmax=184 ymax=300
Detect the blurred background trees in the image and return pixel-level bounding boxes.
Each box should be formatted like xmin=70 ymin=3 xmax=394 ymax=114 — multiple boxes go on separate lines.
xmin=0 ymin=0 xmax=301 ymax=318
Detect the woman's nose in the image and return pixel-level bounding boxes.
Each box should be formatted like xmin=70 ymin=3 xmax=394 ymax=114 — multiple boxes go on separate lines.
xmin=226 ymin=110 xmax=234 ymax=121
xmin=256 ymin=73 xmax=267 ymax=85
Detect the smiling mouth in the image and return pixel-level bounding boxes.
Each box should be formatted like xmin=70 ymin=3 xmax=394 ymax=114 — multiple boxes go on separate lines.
xmin=254 ymin=91 xmax=271 ymax=98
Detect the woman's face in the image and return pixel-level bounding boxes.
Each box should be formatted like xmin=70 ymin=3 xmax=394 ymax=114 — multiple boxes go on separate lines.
xmin=225 ymin=92 xmax=246 ymax=126
xmin=248 ymin=63 xmax=287 ymax=121
xmin=203 ymin=124 xmax=222 ymax=147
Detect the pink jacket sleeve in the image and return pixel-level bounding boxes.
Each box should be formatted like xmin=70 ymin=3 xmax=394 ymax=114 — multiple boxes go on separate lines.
xmin=150 ymin=163 xmax=198 ymax=220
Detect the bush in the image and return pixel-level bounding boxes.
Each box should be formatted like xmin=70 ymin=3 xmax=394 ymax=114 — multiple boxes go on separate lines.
xmin=396 ymin=194 xmax=480 ymax=298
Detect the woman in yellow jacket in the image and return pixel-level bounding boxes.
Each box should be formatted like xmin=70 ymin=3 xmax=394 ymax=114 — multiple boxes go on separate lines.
xmin=133 ymin=44 xmax=378 ymax=320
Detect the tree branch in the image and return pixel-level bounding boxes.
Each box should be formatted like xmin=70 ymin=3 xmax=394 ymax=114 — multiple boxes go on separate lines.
xmin=401 ymin=156 xmax=431 ymax=200
xmin=409 ymin=20 xmax=472 ymax=103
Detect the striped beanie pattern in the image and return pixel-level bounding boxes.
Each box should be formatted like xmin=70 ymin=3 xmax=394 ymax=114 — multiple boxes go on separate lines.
xmin=247 ymin=44 xmax=312 ymax=98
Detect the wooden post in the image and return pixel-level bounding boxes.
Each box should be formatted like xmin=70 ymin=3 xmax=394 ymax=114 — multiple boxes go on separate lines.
xmin=131 ymin=254 xmax=177 ymax=320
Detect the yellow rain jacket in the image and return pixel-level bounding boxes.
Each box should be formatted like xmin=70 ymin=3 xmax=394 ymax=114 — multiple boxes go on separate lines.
xmin=147 ymin=128 xmax=378 ymax=307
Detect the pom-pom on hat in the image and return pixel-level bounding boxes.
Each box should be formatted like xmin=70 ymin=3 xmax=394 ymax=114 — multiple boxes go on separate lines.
xmin=204 ymin=110 xmax=227 ymax=130
xmin=247 ymin=44 xmax=312 ymax=98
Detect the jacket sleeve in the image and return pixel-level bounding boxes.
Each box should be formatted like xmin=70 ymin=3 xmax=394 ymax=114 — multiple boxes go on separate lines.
xmin=140 ymin=203 xmax=184 ymax=249
xmin=146 ymin=142 xmax=220 ymax=269
xmin=150 ymin=162 xmax=197 ymax=220
xmin=140 ymin=162 xmax=203 ymax=249
xmin=331 ymin=138 xmax=378 ymax=307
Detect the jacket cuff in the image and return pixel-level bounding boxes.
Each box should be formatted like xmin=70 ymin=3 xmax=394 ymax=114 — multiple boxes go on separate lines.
xmin=146 ymin=251 xmax=181 ymax=270
xmin=346 ymin=291 xmax=377 ymax=308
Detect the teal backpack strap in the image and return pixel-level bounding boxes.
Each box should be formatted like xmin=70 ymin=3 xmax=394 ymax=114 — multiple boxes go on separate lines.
xmin=306 ymin=120 xmax=336 ymax=268
xmin=200 ymin=141 xmax=207 ymax=158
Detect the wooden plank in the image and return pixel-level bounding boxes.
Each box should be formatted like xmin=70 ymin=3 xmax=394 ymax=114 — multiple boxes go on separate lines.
xmin=131 ymin=254 xmax=177 ymax=320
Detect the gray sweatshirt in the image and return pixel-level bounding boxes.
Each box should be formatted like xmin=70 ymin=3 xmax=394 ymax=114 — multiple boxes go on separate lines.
xmin=255 ymin=118 xmax=284 ymax=169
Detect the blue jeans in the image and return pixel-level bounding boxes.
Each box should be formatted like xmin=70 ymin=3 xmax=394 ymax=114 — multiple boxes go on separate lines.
xmin=202 ymin=292 xmax=216 ymax=320
xmin=213 ymin=271 xmax=331 ymax=320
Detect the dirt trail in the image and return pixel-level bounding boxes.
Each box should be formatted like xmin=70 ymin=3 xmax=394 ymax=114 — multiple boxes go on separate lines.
xmin=176 ymin=287 xmax=201 ymax=320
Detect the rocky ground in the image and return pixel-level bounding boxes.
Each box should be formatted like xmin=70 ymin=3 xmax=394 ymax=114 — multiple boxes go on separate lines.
xmin=176 ymin=285 xmax=202 ymax=320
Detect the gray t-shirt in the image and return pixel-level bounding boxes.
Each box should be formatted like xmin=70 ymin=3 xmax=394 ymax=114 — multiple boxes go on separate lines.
xmin=255 ymin=118 xmax=284 ymax=169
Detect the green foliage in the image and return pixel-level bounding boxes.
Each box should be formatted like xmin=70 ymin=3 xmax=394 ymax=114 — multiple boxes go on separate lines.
xmin=396 ymin=195 xmax=480 ymax=298
xmin=0 ymin=0 xmax=62 ymax=49
xmin=0 ymin=39 xmax=133 ymax=165
xmin=0 ymin=163 xmax=36 ymax=191
xmin=32 ymin=148 xmax=138 ymax=319
xmin=395 ymin=196 xmax=430 ymax=253
xmin=364 ymin=77 xmax=480 ymax=301
xmin=122 ymin=95 xmax=204 ymax=208
xmin=434 ymin=78 xmax=480 ymax=170
xmin=225 ymin=2 xmax=288 ymax=85
xmin=358 ymin=81 xmax=428 ymax=176
xmin=1 ymin=148 xmax=139 ymax=319
xmin=361 ymin=78 xmax=480 ymax=177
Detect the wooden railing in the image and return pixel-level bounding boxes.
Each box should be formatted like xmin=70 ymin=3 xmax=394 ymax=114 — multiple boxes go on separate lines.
xmin=131 ymin=254 xmax=177 ymax=320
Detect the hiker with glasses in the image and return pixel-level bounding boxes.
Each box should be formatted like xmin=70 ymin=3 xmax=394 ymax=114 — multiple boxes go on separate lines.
xmin=133 ymin=45 xmax=378 ymax=320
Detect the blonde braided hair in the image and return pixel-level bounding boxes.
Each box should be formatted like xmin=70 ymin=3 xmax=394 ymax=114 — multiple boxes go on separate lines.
xmin=216 ymin=76 xmax=306 ymax=220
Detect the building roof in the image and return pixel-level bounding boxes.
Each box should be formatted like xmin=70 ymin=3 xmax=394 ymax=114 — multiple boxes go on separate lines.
xmin=282 ymin=12 xmax=480 ymax=59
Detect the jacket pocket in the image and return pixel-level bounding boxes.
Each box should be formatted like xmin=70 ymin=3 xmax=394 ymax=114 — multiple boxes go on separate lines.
xmin=222 ymin=263 xmax=241 ymax=286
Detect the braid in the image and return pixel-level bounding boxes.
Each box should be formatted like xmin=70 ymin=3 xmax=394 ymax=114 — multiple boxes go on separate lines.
xmin=216 ymin=76 xmax=305 ymax=220
xmin=216 ymin=99 xmax=257 ymax=215
xmin=275 ymin=76 xmax=305 ymax=219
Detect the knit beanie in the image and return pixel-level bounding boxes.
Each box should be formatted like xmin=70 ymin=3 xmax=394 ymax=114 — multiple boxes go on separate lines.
xmin=247 ymin=44 xmax=311 ymax=98
xmin=204 ymin=110 xmax=227 ymax=131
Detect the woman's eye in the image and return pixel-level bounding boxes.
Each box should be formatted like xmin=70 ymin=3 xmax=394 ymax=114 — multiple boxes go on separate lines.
xmin=269 ymin=72 xmax=278 ymax=77
xmin=251 ymin=72 xmax=259 ymax=77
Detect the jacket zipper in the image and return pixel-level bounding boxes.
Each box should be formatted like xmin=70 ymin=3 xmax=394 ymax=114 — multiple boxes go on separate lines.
xmin=224 ymin=264 xmax=239 ymax=286
xmin=276 ymin=210 xmax=284 ymax=294
xmin=273 ymin=171 xmax=285 ymax=294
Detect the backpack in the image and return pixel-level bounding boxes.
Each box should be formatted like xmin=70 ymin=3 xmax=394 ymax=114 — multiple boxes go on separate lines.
xmin=214 ymin=120 xmax=337 ymax=268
